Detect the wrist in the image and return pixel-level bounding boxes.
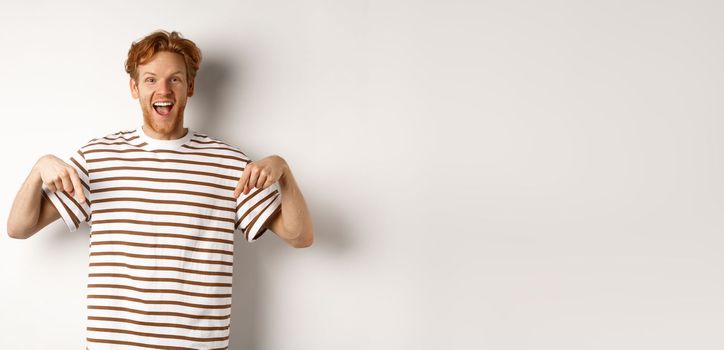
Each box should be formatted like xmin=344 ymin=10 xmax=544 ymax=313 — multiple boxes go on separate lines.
xmin=31 ymin=156 xmax=46 ymax=186
xmin=278 ymin=158 xmax=292 ymax=186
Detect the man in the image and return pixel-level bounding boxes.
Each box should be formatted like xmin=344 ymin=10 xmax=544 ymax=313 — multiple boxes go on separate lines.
xmin=6 ymin=30 xmax=314 ymax=349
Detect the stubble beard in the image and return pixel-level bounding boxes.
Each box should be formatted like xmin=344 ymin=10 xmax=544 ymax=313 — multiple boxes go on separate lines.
xmin=142 ymin=102 xmax=186 ymax=136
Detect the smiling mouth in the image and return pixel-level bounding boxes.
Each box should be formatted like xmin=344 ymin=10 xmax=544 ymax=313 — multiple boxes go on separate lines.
xmin=152 ymin=101 xmax=175 ymax=116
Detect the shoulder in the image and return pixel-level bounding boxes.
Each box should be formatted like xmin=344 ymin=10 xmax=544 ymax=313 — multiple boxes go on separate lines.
xmin=191 ymin=130 xmax=252 ymax=161
xmin=78 ymin=127 xmax=138 ymax=153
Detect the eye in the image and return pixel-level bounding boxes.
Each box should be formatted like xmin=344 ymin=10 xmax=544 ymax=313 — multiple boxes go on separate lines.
xmin=146 ymin=78 xmax=155 ymax=83
xmin=172 ymin=77 xmax=180 ymax=82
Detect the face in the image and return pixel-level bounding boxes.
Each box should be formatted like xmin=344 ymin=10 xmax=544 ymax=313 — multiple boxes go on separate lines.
xmin=130 ymin=51 xmax=194 ymax=137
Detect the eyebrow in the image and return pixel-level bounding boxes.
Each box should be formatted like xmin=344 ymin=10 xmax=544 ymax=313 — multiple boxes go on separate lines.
xmin=143 ymin=71 xmax=183 ymax=76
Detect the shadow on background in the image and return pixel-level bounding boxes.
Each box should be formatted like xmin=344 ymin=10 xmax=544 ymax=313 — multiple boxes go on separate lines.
xmin=191 ymin=54 xmax=234 ymax=134
xmin=194 ymin=52 xmax=258 ymax=350
xmin=194 ymin=53 xmax=264 ymax=350
xmin=183 ymin=51 xmax=346 ymax=350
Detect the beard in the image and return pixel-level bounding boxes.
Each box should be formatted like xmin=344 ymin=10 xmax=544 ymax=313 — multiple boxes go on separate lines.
xmin=140 ymin=101 xmax=186 ymax=136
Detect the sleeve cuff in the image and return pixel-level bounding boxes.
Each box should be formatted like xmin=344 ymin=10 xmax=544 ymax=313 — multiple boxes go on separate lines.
xmin=41 ymin=185 xmax=79 ymax=233
xmin=246 ymin=193 xmax=282 ymax=242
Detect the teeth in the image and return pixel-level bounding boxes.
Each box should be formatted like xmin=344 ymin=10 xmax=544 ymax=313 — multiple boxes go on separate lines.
xmin=153 ymin=101 xmax=173 ymax=107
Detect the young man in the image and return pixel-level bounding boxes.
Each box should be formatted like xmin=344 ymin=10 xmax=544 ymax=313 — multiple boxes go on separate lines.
xmin=7 ymin=30 xmax=314 ymax=349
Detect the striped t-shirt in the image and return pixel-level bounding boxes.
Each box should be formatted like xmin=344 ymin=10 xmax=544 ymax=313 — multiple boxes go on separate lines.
xmin=40 ymin=124 xmax=282 ymax=350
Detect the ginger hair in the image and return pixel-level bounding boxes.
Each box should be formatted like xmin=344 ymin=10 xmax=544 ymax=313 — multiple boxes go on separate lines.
xmin=124 ymin=30 xmax=202 ymax=83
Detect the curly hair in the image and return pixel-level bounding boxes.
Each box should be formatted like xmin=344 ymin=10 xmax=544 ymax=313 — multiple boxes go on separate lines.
xmin=124 ymin=30 xmax=202 ymax=83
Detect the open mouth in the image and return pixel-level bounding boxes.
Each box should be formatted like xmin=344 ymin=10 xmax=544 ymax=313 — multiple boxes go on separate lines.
xmin=152 ymin=101 xmax=175 ymax=116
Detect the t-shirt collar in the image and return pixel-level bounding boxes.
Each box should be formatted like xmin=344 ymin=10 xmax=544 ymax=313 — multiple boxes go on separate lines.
xmin=136 ymin=124 xmax=193 ymax=150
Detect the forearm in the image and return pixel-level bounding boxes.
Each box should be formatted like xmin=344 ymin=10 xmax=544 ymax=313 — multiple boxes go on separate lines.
xmin=277 ymin=164 xmax=313 ymax=243
xmin=7 ymin=159 xmax=45 ymax=238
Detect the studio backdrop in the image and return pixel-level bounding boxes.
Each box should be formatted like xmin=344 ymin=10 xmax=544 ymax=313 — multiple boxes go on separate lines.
xmin=1 ymin=0 xmax=723 ymax=349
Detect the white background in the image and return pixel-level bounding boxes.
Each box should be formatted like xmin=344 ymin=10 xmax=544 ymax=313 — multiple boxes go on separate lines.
xmin=1 ymin=0 xmax=723 ymax=349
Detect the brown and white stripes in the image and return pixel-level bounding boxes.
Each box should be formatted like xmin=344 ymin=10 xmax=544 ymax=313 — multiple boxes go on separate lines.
xmin=41 ymin=125 xmax=282 ymax=349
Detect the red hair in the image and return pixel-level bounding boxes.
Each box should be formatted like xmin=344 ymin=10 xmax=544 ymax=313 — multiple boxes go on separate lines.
xmin=124 ymin=30 xmax=202 ymax=83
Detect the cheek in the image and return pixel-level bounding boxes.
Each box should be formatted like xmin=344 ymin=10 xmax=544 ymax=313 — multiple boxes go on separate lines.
xmin=139 ymin=96 xmax=152 ymax=107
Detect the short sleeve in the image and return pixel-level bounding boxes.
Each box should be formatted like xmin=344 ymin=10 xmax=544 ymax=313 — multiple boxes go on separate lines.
xmin=234 ymin=178 xmax=282 ymax=242
xmin=40 ymin=148 xmax=92 ymax=233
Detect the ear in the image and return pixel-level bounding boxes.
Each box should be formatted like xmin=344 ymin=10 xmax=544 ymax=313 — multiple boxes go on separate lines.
xmin=130 ymin=77 xmax=139 ymax=99
xmin=187 ymin=78 xmax=195 ymax=97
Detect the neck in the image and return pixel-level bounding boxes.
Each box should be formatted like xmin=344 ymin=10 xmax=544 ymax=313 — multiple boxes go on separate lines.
xmin=142 ymin=123 xmax=188 ymax=140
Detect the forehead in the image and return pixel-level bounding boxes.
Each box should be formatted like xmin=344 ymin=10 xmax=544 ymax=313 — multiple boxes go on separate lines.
xmin=138 ymin=51 xmax=187 ymax=75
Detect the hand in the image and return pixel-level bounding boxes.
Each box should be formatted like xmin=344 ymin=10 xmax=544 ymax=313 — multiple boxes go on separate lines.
xmin=233 ymin=155 xmax=288 ymax=198
xmin=35 ymin=154 xmax=86 ymax=203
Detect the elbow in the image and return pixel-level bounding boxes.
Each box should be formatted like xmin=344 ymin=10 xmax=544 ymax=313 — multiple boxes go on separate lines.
xmin=6 ymin=215 xmax=35 ymax=239
xmin=292 ymin=229 xmax=314 ymax=248
xmin=293 ymin=240 xmax=313 ymax=248
xmin=7 ymin=222 xmax=29 ymax=240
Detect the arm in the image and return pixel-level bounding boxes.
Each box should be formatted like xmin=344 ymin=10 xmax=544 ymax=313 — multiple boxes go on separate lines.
xmin=234 ymin=155 xmax=314 ymax=247
xmin=268 ymin=159 xmax=314 ymax=248
xmin=7 ymin=155 xmax=86 ymax=239
xmin=7 ymin=157 xmax=60 ymax=239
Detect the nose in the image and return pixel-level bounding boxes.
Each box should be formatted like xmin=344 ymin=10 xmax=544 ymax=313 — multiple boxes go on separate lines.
xmin=158 ymin=78 xmax=172 ymax=94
